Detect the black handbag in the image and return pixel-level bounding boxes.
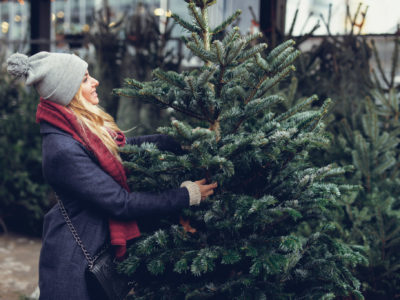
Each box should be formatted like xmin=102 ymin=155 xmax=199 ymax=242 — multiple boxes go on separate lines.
xmin=56 ymin=194 xmax=134 ymax=300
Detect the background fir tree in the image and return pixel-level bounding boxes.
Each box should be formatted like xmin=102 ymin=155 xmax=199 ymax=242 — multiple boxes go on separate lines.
xmin=88 ymin=1 xmax=126 ymax=118
xmin=117 ymin=2 xmax=183 ymax=136
xmin=0 ymin=54 xmax=51 ymax=236
xmin=286 ymin=3 xmax=373 ymax=127
xmin=332 ymin=94 xmax=400 ymax=299
xmin=114 ymin=1 xmax=365 ymax=298
xmin=330 ymin=36 xmax=400 ymax=299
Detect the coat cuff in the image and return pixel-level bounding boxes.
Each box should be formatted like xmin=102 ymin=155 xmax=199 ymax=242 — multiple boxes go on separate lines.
xmin=180 ymin=181 xmax=201 ymax=206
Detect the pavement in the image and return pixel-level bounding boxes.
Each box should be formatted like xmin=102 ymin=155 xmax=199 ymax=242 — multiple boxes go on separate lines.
xmin=0 ymin=232 xmax=41 ymax=300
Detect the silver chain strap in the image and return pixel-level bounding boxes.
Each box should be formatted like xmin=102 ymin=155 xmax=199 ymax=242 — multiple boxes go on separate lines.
xmin=56 ymin=193 xmax=97 ymax=268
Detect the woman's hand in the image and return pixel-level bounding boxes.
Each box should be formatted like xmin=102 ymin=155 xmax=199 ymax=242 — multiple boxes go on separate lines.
xmin=194 ymin=179 xmax=217 ymax=201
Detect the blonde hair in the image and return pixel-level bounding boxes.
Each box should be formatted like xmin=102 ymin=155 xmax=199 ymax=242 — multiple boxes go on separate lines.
xmin=67 ymin=86 xmax=122 ymax=161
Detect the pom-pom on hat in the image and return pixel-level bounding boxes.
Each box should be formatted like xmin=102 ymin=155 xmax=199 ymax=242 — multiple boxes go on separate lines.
xmin=7 ymin=51 xmax=88 ymax=106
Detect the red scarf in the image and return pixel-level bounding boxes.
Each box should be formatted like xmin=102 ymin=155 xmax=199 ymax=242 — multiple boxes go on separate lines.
xmin=36 ymin=98 xmax=140 ymax=260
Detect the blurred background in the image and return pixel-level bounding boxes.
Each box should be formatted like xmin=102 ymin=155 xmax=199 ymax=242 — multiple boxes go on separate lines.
xmin=0 ymin=0 xmax=399 ymax=299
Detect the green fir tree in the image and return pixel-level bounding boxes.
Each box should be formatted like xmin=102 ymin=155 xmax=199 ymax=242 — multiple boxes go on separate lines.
xmin=287 ymin=3 xmax=373 ymax=126
xmin=0 ymin=55 xmax=51 ymax=235
xmin=333 ymin=93 xmax=400 ymax=299
xmin=114 ymin=1 xmax=365 ymax=298
xmin=331 ymin=36 xmax=400 ymax=299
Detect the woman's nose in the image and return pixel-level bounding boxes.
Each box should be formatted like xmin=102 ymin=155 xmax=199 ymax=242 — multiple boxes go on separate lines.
xmin=92 ymin=78 xmax=99 ymax=87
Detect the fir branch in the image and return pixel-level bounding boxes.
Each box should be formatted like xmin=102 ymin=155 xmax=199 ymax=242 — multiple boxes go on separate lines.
xmin=244 ymin=95 xmax=284 ymax=117
xmin=185 ymin=76 xmax=199 ymax=100
xmin=191 ymin=32 xmax=202 ymax=47
xmin=254 ymin=65 xmax=296 ymax=100
xmin=237 ymin=43 xmax=268 ymax=63
xmin=184 ymin=0 xmax=217 ymax=9
xmin=186 ymin=41 xmax=217 ymax=62
xmin=188 ymin=1 xmax=207 ymax=31
xmin=225 ymin=39 xmax=246 ymax=65
xmin=213 ymin=40 xmax=226 ymax=65
xmin=232 ymin=95 xmax=283 ymax=133
xmin=370 ymin=90 xmax=394 ymax=115
xmin=266 ymin=40 xmax=296 ymax=63
xmin=180 ymin=35 xmax=190 ymax=45
xmin=371 ymin=39 xmax=391 ymax=88
xmin=389 ymin=88 xmax=399 ymax=116
xmin=277 ymin=50 xmax=301 ymax=72
xmin=138 ymin=89 xmax=205 ymax=121
xmin=185 ymin=76 xmax=213 ymax=122
xmin=270 ymin=46 xmax=296 ymax=71
xmin=113 ymin=88 xmax=142 ymax=98
xmin=386 ymin=225 xmax=400 ymax=241
xmin=123 ymin=161 xmax=149 ymax=174
xmin=375 ymin=155 xmax=396 ymax=175
xmin=363 ymin=98 xmax=378 ymax=141
xmin=244 ymin=74 xmax=268 ymax=105
xmin=123 ymin=78 xmax=144 ymax=89
xmin=307 ymin=98 xmax=332 ymax=132
xmin=200 ymin=4 xmax=211 ymax=54
xmin=171 ymin=13 xmax=202 ymax=34
xmin=243 ymin=32 xmax=264 ymax=47
xmin=171 ymin=120 xmax=193 ymax=140
xmin=212 ymin=9 xmax=242 ymax=34
xmin=222 ymin=26 xmax=240 ymax=48
xmin=291 ymin=111 xmax=322 ymax=134
xmin=197 ymin=66 xmax=217 ymax=87
xmin=275 ymin=95 xmax=318 ymax=123
xmin=254 ymin=53 xmax=270 ymax=72
xmin=222 ymin=65 xmax=249 ymax=85
xmin=153 ymin=69 xmax=186 ymax=90
xmin=222 ymin=85 xmax=246 ymax=102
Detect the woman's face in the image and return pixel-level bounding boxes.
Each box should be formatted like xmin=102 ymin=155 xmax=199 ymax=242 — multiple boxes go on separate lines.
xmin=81 ymin=70 xmax=99 ymax=105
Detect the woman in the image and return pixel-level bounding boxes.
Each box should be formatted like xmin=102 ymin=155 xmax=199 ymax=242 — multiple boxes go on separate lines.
xmin=7 ymin=51 xmax=217 ymax=300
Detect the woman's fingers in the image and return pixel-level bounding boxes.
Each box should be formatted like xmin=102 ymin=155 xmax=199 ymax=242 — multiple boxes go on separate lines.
xmin=204 ymin=183 xmax=217 ymax=192
xmin=195 ymin=178 xmax=207 ymax=185
xmin=204 ymin=182 xmax=217 ymax=191
xmin=201 ymin=189 xmax=214 ymax=200
xmin=205 ymin=189 xmax=214 ymax=196
xmin=209 ymin=182 xmax=217 ymax=188
xmin=196 ymin=181 xmax=217 ymax=200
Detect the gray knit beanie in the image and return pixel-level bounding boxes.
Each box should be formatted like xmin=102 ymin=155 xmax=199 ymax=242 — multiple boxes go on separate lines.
xmin=7 ymin=51 xmax=88 ymax=106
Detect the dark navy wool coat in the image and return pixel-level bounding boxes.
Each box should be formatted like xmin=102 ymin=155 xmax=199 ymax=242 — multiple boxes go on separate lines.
xmin=38 ymin=122 xmax=190 ymax=300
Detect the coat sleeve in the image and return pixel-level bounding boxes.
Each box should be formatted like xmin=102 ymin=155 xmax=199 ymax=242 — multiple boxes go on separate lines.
xmin=127 ymin=134 xmax=185 ymax=155
xmin=42 ymin=138 xmax=189 ymax=221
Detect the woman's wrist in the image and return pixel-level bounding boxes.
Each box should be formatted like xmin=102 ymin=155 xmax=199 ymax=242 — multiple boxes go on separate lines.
xmin=180 ymin=181 xmax=201 ymax=206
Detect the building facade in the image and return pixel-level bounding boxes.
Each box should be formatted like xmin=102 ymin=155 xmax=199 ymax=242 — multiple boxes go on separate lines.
xmin=0 ymin=0 xmax=260 ymax=54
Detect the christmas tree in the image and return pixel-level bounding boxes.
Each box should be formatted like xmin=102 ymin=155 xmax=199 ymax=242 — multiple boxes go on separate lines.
xmin=114 ymin=1 xmax=364 ymax=298
xmin=330 ymin=36 xmax=400 ymax=299
xmin=334 ymin=96 xmax=400 ymax=299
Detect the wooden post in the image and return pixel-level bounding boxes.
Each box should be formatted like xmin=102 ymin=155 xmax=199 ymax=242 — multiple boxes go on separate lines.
xmin=30 ymin=0 xmax=51 ymax=54
xmin=259 ymin=0 xmax=287 ymax=47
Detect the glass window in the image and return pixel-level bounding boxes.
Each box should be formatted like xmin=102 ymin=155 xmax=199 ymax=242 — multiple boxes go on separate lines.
xmin=0 ymin=0 xmax=30 ymax=53
xmin=0 ymin=0 xmax=263 ymax=54
xmin=286 ymin=0 xmax=400 ymax=35
xmin=0 ymin=1 xmax=19 ymax=39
